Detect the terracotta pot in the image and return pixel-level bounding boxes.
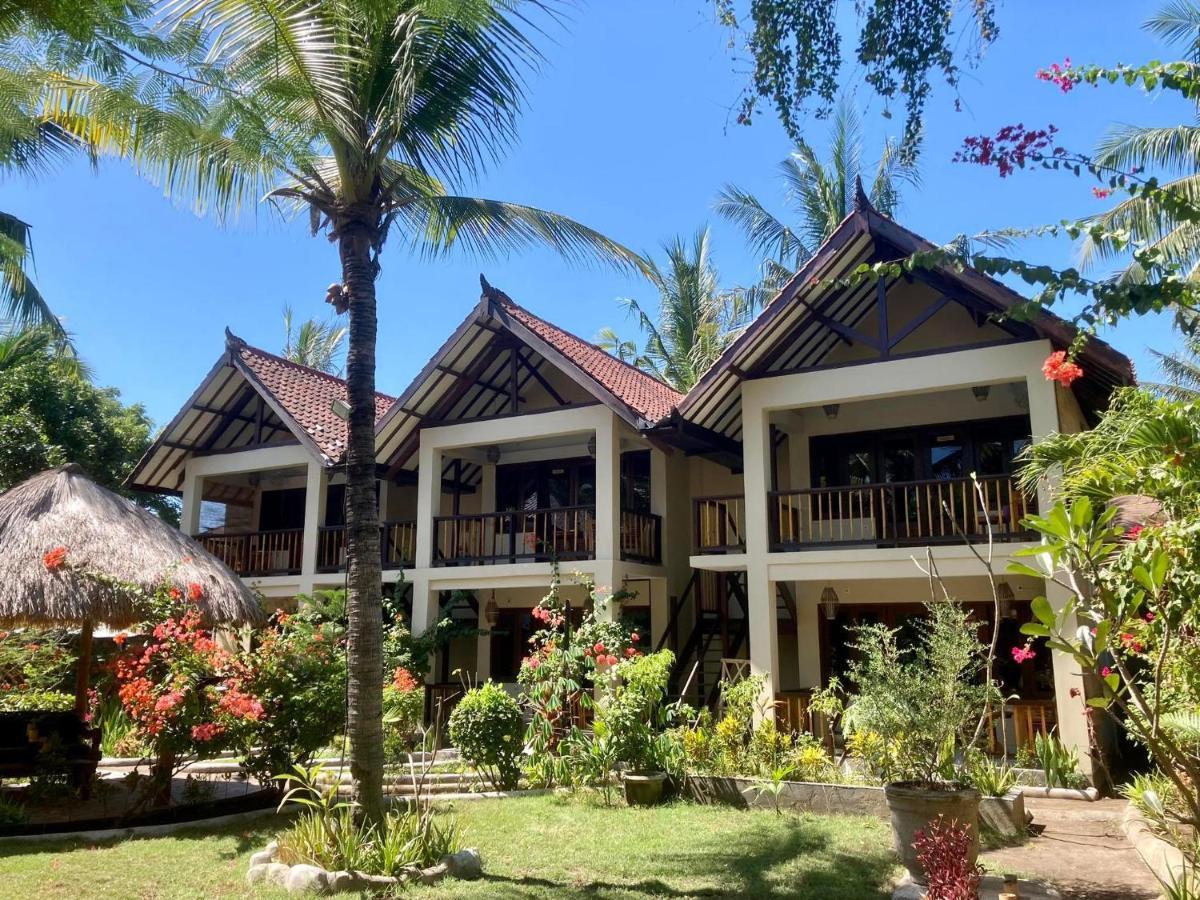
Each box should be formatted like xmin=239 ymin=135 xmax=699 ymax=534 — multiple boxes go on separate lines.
xmin=884 ymin=781 xmax=980 ymax=884
xmin=622 ymin=771 xmax=667 ymax=806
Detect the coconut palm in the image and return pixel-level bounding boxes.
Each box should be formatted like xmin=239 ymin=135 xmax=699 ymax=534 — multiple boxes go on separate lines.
xmin=598 ymin=228 xmax=752 ymax=392
xmin=30 ymin=0 xmax=643 ymax=822
xmin=715 ymin=97 xmax=919 ymax=285
xmin=1079 ymin=1 xmax=1200 ymax=282
xmin=1147 ymin=334 xmax=1200 ymax=400
xmin=282 ymin=305 xmax=346 ymax=374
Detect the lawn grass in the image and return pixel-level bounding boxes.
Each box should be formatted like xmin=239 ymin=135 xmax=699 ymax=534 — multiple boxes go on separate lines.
xmin=0 ymin=793 xmax=901 ymax=899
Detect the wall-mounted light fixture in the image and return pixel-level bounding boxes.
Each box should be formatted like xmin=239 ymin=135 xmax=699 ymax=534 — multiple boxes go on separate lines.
xmin=485 ymin=445 xmax=501 ymax=465
xmin=819 ymin=585 xmax=840 ymax=621
xmin=587 ymin=435 xmax=597 ymax=458
xmin=822 ymin=404 xmax=840 ymax=420
xmin=972 ymin=385 xmax=991 ymax=402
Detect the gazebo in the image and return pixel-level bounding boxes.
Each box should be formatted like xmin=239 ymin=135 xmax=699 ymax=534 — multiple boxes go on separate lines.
xmin=0 ymin=464 xmax=264 ymax=717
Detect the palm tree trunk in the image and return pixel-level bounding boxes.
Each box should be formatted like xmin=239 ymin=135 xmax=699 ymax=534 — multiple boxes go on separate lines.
xmin=338 ymin=219 xmax=385 ymax=825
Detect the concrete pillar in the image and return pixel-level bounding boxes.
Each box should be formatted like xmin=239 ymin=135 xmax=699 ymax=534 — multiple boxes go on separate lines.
xmin=300 ymin=462 xmax=328 ymax=581
xmin=180 ymin=466 xmax=204 ymax=535
xmin=794 ymin=585 xmax=823 ymax=689
xmin=378 ymin=478 xmax=392 ymax=521
xmin=650 ymin=446 xmax=668 ymax=565
xmin=595 ymin=417 xmax=621 ymax=562
xmin=742 ymin=394 xmax=780 ymax=707
xmin=415 ymin=438 xmax=442 ymax=569
xmin=476 ymin=614 xmax=492 ymax=682
xmin=409 ymin=572 xmax=437 ymax=638
xmin=592 ymin=561 xmax=621 ymax=623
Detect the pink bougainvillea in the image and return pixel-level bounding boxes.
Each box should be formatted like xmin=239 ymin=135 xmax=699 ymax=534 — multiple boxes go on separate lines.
xmin=1036 ymin=57 xmax=1076 ymax=93
xmin=1011 ymin=644 xmax=1036 ymax=664
xmin=1043 ymin=351 xmax=1084 ymax=387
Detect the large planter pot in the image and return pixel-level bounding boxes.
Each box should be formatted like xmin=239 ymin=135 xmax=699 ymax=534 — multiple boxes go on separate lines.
xmin=884 ymin=781 xmax=980 ymax=885
xmin=623 ymin=771 xmax=667 ymax=807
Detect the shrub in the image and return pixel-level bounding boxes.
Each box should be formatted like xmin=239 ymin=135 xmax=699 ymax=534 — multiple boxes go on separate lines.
xmin=448 ymin=681 xmax=523 ymax=790
xmin=913 ymin=816 xmax=984 ymax=900
xmin=843 ymin=602 xmax=991 ymax=785
xmin=0 ymin=627 xmax=73 ymax=694
xmin=595 ymin=650 xmax=683 ymax=776
xmin=0 ymin=689 xmax=73 ymax=712
xmin=383 ymin=666 xmax=424 ymax=760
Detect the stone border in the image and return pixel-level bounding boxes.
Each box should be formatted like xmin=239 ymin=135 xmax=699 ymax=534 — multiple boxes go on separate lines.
xmin=1121 ymin=802 xmax=1184 ymax=891
xmin=684 ymin=776 xmax=1026 ymax=837
xmin=0 ymin=804 xmax=286 ymax=845
xmin=247 ymin=841 xmax=483 ymax=894
xmin=1015 ymin=785 xmax=1099 ymax=801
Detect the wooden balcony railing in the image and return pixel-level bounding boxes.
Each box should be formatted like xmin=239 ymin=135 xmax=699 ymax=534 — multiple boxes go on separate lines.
xmin=620 ymin=510 xmax=662 ymax=564
xmin=987 ymin=698 xmax=1058 ymax=756
xmin=433 ymin=506 xmax=595 ymax=566
xmin=316 ymin=520 xmax=417 ymax=573
xmin=694 ymin=494 xmax=746 ymax=553
xmin=197 ymin=529 xmax=303 ymax=576
xmin=768 ymin=475 xmax=1035 ymax=550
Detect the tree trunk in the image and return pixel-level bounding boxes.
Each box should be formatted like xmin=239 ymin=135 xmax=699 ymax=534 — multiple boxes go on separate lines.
xmin=338 ymin=220 xmax=385 ymax=825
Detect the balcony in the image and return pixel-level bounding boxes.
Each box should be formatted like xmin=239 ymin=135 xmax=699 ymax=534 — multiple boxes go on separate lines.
xmin=768 ymin=475 xmax=1034 ymax=550
xmin=198 ymin=529 xmax=303 ymax=576
xmin=198 ymin=520 xmax=416 ymax=578
xmin=432 ymin=506 xmax=662 ymax=566
xmin=692 ymin=476 xmax=1034 ymax=554
xmin=316 ymin=520 xmax=417 ymax=573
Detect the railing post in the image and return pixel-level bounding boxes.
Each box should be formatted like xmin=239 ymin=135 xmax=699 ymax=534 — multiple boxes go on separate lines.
xmin=508 ymin=512 xmax=516 ymax=564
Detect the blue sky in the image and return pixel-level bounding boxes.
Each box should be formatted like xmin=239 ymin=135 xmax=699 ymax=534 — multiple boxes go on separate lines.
xmin=8 ymin=1 xmax=1192 ymax=427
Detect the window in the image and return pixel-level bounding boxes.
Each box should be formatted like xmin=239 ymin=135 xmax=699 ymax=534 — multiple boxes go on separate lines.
xmin=496 ymin=457 xmax=596 ymax=511
xmin=258 ymin=488 xmax=305 ymax=531
xmin=621 ymin=450 xmax=651 ymax=514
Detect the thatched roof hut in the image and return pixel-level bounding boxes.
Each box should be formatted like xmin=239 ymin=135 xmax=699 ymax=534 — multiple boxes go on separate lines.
xmin=0 ymin=464 xmax=263 ymax=628
xmin=0 ymin=465 xmax=264 ymax=715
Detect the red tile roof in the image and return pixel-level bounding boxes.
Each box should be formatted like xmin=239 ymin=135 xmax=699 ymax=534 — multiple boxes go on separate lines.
xmin=233 ymin=340 xmax=395 ymax=462
xmin=496 ymin=296 xmax=682 ymax=424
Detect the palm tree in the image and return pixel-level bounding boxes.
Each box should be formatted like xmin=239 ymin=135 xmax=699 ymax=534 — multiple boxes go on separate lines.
xmin=31 ymin=0 xmax=643 ymax=822
xmin=715 ymin=97 xmax=919 ymax=285
xmin=1079 ymin=1 xmax=1200 ymax=282
xmin=598 ymin=228 xmax=752 ymax=391
xmin=1147 ymin=334 xmax=1200 ymax=400
xmin=282 ymin=305 xmax=346 ymax=374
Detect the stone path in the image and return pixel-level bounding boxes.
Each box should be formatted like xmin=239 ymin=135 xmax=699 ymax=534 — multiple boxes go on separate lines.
xmin=981 ymin=797 xmax=1161 ymax=900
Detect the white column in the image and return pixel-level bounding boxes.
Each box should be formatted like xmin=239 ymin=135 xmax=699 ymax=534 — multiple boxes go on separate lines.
xmin=300 ymin=462 xmax=328 ymax=583
xmin=180 ymin=465 xmax=204 ymax=535
xmin=415 ymin=437 xmax=442 ymax=569
xmin=650 ymin=446 xmax=668 ymax=567
xmin=785 ymin=416 xmax=810 ymax=491
xmin=409 ymin=573 xmax=437 ymax=638
xmin=742 ymin=392 xmax=781 ymax=709
xmin=794 ymin=585 xmax=823 ymax=688
xmin=594 ymin=416 xmax=621 ymax=562
xmin=378 ymin=477 xmax=392 ymax=521
xmin=476 ymin=619 xmax=492 ymax=682
xmin=1026 ymin=372 xmax=1095 ymax=778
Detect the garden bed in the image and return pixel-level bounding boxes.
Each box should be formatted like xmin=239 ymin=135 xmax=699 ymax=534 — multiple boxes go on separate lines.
xmin=0 ymin=773 xmax=276 ymax=837
xmin=685 ymin=775 xmax=1027 ymax=837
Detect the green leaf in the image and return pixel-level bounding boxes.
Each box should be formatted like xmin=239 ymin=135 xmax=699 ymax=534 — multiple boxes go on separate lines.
xmin=1020 ymin=622 xmax=1050 ymax=637
xmin=1087 ymin=697 xmax=1111 ymax=708
xmin=1031 ymin=595 xmax=1056 ymax=627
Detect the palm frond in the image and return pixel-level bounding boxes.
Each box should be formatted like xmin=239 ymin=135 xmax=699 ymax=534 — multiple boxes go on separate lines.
xmin=0 ymin=211 xmax=65 ymax=340
xmin=1145 ymin=0 xmax=1200 ymax=60
xmin=714 ymin=184 xmax=809 ymax=272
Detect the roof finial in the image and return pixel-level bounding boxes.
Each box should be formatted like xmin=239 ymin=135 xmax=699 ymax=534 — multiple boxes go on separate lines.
xmin=853 ymin=174 xmax=870 ymax=212
xmin=479 ymin=273 xmax=496 ymax=299
xmin=224 ymin=327 xmax=245 ymax=349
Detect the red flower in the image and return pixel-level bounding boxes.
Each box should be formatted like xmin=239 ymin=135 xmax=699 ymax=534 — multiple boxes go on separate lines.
xmin=1092 ymin=187 xmax=1112 ymax=199
xmin=1101 ymin=666 xmax=1113 ymax=678
xmin=42 ymin=546 xmax=68 ymax=571
xmin=605 ymin=654 xmax=618 ymax=667
xmin=169 ymin=587 xmax=183 ymax=601
xmin=1036 ymin=57 xmax=1076 ymax=93
xmin=391 ymin=666 xmax=418 ymax=692
xmin=593 ymin=642 xmax=605 ymax=655
xmin=1145 ymin=612 xmax=1156 ymax=623
xmin=187 ymin=583 xmax=204 ymax=602
xmin=113 ymin=632 xmax=127 ymax=646
xmin=1042 ymin=351 xmax=1084 ymax=387
xmin=1011 ymin=645 xmax=1036 ymax=664
xmin=630 ymin=632 xmax=640 ymax=643
xmin=1120 ymin=633 xmax=1144 ymax=653
xmin=1126 ymin=524 xmax=1144 ymax=540
xmin=191 ymin=723 xmax=224 ymax=742
xmin=625 ymin=647 xmax=636 ymax=658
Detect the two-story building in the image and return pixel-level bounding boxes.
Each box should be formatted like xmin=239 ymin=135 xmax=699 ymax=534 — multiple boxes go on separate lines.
xmin=129 ymin=192 xmax=1133 ymax=776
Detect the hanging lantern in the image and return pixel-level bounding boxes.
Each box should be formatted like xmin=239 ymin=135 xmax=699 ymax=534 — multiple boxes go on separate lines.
xmin=997 ymin=580 xmax=1017 ymax=620
xmin=819 ymin=585 xmax=840 ymax=621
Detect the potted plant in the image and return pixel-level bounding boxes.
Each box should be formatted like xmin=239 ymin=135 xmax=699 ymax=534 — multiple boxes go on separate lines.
xmin=843 ymin=601 xmax=992 ymax=884
xmin=595 ymin=650 xmax=681 ymax=806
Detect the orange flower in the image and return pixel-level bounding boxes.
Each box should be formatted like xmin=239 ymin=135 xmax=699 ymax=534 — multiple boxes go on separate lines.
xmin=113 ymin=632 xmax=127 ymax=646
xmin=1042 ymin=350 xmax=1083 ymax=387
xmin=43 ymin=546 xmax=68 ymax=571
xmin=168 ymin=587 xmax=183 ymax=601
xmin=187 ymin=583 xmax=204 ymax=602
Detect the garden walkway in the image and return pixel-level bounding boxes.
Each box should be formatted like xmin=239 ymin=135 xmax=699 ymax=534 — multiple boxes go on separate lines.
xmin=981 ymin=798 xmax=1159 ymax=900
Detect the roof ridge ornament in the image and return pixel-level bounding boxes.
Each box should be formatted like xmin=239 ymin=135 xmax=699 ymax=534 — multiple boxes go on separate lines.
xmin=224 ymin=327 xmax=246 ymax=350
xmin=853 ymin=174 xmax=871 ymax=213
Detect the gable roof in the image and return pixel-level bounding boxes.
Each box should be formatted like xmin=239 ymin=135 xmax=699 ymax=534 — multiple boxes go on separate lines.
xmin=675 ymin=186 xmax=1135 ymax=442
xmin=374 ymin=278 xmax=682 ymax=476
xmin=126 ymin=332 xmax=394 ymax=495
xmin=233 ymin=336 xmax=395 ymax=462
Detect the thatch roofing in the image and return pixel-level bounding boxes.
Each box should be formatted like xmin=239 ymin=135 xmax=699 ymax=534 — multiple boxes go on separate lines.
xmin=0 ymin=465 xmax=264 ymax=628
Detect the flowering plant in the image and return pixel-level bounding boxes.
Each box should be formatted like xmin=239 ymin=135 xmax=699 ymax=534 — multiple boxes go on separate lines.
xmin=517 ymin=567 xmax=641 ymax=777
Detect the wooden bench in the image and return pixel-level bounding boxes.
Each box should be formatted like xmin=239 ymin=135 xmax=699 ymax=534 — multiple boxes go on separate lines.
xmin=0 ymin=710 xmax=102 ymax=799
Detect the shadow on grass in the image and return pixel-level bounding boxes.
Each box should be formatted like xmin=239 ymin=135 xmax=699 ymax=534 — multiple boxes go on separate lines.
xmin=0 ymin=816 xmax=280 ymax=861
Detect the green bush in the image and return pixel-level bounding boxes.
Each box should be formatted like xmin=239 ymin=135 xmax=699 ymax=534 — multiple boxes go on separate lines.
xmin=0 ymin=689 xmax=74 ymax=712
xmin=448 ymin=681 xmax=523 ymax=790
